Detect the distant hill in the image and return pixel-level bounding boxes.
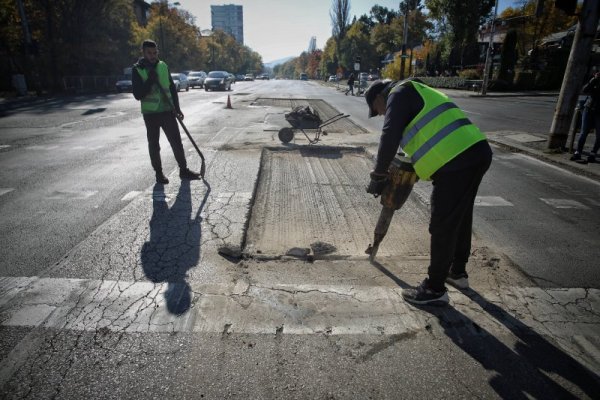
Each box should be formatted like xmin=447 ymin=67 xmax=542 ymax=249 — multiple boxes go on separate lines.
xmin=264 ymin=56 xmax=294 ymax=68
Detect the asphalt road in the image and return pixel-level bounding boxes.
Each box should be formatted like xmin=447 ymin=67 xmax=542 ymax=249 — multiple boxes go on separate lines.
xmin=1 ymin=80 xmax=599 ymax=398
xmin=0 ymin=82 xmax=598 ymax=287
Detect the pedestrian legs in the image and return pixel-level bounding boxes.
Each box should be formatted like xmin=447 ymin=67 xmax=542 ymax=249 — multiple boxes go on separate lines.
xmin=143 ymin=113 xmax=163 ymax=173
xmin=162 ymin=114 xmax=188 ymax=170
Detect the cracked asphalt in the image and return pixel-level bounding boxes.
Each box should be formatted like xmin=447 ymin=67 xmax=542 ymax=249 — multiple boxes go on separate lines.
xmin=1 ymin=80 xmax=599 ymax=398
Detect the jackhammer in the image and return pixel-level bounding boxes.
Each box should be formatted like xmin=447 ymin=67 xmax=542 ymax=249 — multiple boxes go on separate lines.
xmin=365 ymin=155 xmax=418 ymax=261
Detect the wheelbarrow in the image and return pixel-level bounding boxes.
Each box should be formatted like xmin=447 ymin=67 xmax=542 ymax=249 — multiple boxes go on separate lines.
xmin=278 ymin=107 xmax=350 ymax=144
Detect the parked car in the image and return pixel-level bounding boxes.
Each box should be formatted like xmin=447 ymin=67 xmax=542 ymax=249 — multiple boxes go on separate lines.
xmin=368 ymin=73 xmax=379 ymax=81
xmin=328 ymin=75 xmax=338 ymax=82
xmin=229 ymin=73 xmax=236 ymax=83
xmin=171 ymin=73 xmax=189 ymax=91
xmin=257 ymin=73 xmax=270 ymax=80
xmin=204 ymin=71 xmax=233 ymax=91
xmin=236 ymin=74 xmax=245 ymax=81
xmin=358 ymin=72 xmax=369 ymax=82
xmin=115 ymin=74 xmax=132 ymax=92
xmin=244 ymin=74 xmax=254 ymax=81
xmin=300 ymin=73 xmax=308 ymax=81
xmin=187 ymin=71 xmax=207 ymax=88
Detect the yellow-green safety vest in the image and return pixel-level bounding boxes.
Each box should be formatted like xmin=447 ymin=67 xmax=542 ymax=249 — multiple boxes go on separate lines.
xmin=135 ymin=61 xmax=173 ymax=114
xmin=394 ymin=81 xmax=487 ymax=180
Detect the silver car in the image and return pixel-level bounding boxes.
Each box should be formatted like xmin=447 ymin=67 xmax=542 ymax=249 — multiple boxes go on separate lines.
xmin=171 ymin=73 xmax=190 ymax=92
xmin=187 ymin=71 xmax=207 ymax=88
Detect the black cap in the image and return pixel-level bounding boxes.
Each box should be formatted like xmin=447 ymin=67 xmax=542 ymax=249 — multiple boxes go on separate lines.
xmin=365 ymin=80 xmax=388 ymax=118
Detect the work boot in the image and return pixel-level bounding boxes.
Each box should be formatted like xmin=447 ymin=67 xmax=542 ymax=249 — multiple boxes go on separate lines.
xmin=156 ymin=172 xmax=169 ymax=184
xmin=180 ymin=168 xmax=201 ymax=180
xmin=570 ymin=153 xmax=581 ymax=161
xmin=402 ymin=279 xmax=449 ymax=306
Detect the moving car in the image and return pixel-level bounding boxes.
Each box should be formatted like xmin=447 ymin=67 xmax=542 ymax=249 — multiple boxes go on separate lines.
xmin=204 ymin=71 xmax=233 ymax=91
xmin=257 ymin=73 xmax=270 ymax=80
xmin=244 ymin=74 xmax=254 ymax=81
xmin=328 ymin=75 xmax=338 ymax=82
xmin=171 ymin=73 xmax=189 ymax=91
xmin=187 ymin=71 xmax=207 ymax=88
xmin=368 ymin=73 xmax=379 ymax=81
xmin=358 ymin=72 xmax=369 ymax=82
xmin=115 ymin=74 xmax=132 ymax=92
xmin=300 ymin=73 xmax=308 ymax=81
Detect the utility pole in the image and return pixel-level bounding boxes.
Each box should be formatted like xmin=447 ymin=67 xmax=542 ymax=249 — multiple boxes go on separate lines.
xmin=481 ymin=0 xmax=499 ymax=96
xmin=547 ymin=0 xmax=600 ymax=150
xmin=399 ymin=2 xmax=409 ymax=80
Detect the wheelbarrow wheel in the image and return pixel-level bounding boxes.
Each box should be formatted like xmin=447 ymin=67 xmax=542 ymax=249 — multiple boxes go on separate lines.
xmin=278 ymin=127 xmax=294 ymax=143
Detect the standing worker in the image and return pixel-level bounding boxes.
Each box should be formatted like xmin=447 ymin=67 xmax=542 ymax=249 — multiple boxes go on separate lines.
xmin=132 ymin=39 xmax=201 ymax=184
xmin=345 ymin=73 xmax=355 ymax=96
xmin=571 ymin=70 xmax=600 ymax=163
xmin=365 ymin=79 xmax=493 ymax=306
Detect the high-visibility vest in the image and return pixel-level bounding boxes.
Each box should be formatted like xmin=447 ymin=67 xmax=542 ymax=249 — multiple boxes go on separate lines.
xmin=135 ymin=61 xmax=173 ymax=114
xmin=394 ymin=81 xmax=487 ymax=180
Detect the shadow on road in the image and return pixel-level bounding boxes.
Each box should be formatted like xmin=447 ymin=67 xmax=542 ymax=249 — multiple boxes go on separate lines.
xmin=370 ymin=260 xmax=600 ymax=398
xmin=141 ymin=179 xmax=211 ymax=315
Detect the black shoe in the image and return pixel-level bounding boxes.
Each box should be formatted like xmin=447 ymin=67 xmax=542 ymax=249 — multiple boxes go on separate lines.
xmin=156 ymin=172 xmax=169 ymax=184
xmin=570 ymin=153 xmax=581 ymax=161
xmin=402 ymin=279 xmax=449 ymax=306
xmin=588 ymin=154 xmax=597 ymax=163
xmin=445 ymin=272 xmax=469 ymax=289
xmin=180 ymin=168 xmax=201 ymax=180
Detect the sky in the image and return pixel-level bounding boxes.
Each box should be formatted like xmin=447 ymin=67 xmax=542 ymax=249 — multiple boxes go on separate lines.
xmin=173 ymin=0 xmax=520 ymax=63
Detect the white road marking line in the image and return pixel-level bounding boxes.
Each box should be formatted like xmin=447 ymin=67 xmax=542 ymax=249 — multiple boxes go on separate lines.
xmin=46 ymin=190 xmax=98 ymax=200
xmin=0 ymin=145 xmax=10 ymax=150
xmin=0 ymin=188 xmax=15 ymax=197
xmin=121 ymin=191 xmax=142 ymax=201
xmin=540 ymin=198 xmax=590 ymax=209
xmin=475 ymin=196 xmax=514 ymax=206
xmin=26 ymin=145 xmax=60 ymax=150
xmin=585 ymin=198 xmax=600 ymax=207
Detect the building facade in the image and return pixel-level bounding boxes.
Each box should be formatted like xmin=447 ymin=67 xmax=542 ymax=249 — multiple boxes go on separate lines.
xmin=211 ymin=4 xmax=244 ymax=44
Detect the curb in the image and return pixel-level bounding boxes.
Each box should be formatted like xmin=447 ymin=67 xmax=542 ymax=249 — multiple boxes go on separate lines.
xmin=487 ymin=136 xmax=600 ymax=182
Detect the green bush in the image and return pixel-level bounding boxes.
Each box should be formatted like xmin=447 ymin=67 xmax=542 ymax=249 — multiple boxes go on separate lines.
xmin=419 ymin=77 xmax=467 ymax=89
xmin=458 ymin=69 xmax=481 ymax=79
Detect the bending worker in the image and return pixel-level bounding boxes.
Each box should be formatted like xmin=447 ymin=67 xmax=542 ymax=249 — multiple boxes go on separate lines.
xmin=365 ymin=79 xmax=492 ymax=306
xmin=132 ymin=39 xmax=200 ymax=184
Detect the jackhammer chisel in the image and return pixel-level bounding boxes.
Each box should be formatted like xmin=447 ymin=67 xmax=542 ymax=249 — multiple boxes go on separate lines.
xmin=157 ymin=85 xmax=206 ymax=178
xmin=365 ymin=155 xmax=418 ymax=262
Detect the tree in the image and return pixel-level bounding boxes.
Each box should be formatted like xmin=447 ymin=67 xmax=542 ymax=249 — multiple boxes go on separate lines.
xmin=425 ymin=0 xmax=495 ymax=68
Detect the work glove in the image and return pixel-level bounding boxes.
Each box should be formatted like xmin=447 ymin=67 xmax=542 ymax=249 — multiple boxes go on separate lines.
xmin=175 ymin=109 xmax=184 ymax=120
xmin=366 ymin=171 xmax=389 ymax=197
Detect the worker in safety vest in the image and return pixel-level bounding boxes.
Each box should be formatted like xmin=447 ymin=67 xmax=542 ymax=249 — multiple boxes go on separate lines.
xmin=132 ymin=39 xmax=200 ymax=184
xmin=365 ymin=79 xmax=493 ymax=306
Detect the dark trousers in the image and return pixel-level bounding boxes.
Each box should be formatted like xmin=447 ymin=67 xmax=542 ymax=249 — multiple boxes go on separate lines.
xmin=577 ymin=108 xmax=600 ymax=154
xmin=143 ymin=112 xmax=187 ymax=173
xmin=427 ymin=155 xmax=492 ymax=291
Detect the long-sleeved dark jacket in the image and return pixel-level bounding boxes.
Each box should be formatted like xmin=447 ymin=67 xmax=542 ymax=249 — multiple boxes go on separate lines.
xmin=375 ymin=80 xmax=492 ymax=177
xmin=582 ymin=75 xmax=600 ymax=115
xmin=132 ymin=57 xmax=181 ymax=113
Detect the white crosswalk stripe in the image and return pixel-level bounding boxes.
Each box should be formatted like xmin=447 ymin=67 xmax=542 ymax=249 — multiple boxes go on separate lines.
xmin=0 ymin=188 xmax=15 ymax=197
xmin=540 ymin=198 xmax=590 ymax=209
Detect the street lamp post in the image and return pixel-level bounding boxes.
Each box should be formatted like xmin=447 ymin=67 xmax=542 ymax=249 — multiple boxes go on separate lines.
xmin=481 ymin=0 xmax=499 ymax=96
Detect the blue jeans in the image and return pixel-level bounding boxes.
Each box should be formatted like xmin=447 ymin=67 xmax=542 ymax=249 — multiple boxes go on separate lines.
xmin=577 ymin=108 xmax=600 ymax=154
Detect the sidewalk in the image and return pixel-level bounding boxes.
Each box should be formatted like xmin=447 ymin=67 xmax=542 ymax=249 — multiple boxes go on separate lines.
xmin=486 ymin=130 xmax=600 ymax=182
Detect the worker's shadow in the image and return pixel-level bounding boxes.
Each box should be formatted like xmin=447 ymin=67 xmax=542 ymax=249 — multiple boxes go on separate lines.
xmin=370 ymin=260 xmax=600 ymax=397
xmin=141 ymin=179 xmax=210 ymax=315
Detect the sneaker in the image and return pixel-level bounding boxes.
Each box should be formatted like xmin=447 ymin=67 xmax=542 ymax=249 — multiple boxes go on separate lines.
xmin=570 ymin=153 xmax=581 ymax=161
xmin=446 ymin=273 xmax=469 ymax=289
xmin=179 ymin=168 xmax=201 ymax=180
xmin=402 ymin=279 xmax=449 ymax=306
xmin=156 ymin=172 xmax=169 ymax=184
